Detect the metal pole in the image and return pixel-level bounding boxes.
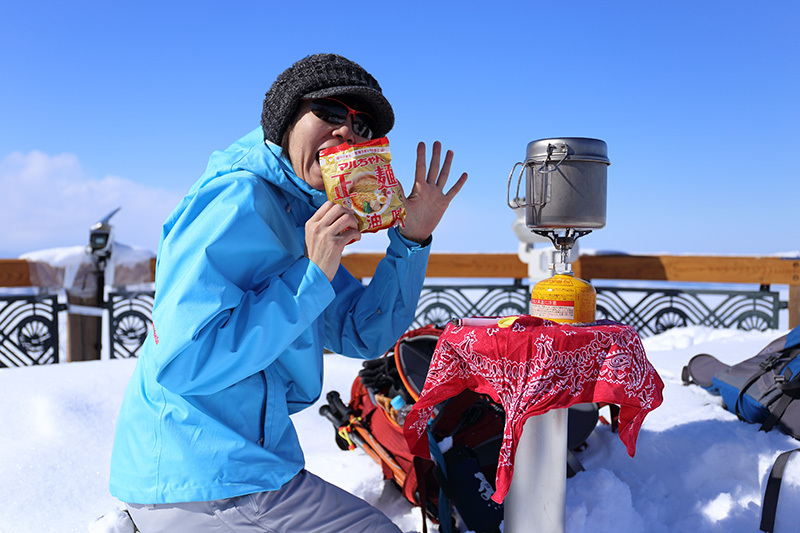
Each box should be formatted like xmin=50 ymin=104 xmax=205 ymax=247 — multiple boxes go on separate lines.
xmin=504 ymin=408 xmax=567 ymax=533
xmin=507 ymin=224 xmax=576 ymax=533
xmin=96 ymin=258 xmax=106 ymax=356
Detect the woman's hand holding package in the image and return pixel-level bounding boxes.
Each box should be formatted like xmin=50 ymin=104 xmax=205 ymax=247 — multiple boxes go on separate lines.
xmin=398 ymin=141 xmax=468 ymax=244
xmin=306 ymin=201 xmax=361 ymax=281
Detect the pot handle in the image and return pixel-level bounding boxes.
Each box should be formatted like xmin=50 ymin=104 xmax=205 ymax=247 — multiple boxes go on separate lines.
xmin=507 ymin=143 xmax=568 ymax=209
xmin=506 ymin=161 xmax=527 ymax=208
xmin=536 ymin=143 xmax=569 ymax=174
xmin=524 ymin=143 xmax=568 ymax=208
xmin=507 ymin=161 xmax=550 ymax=209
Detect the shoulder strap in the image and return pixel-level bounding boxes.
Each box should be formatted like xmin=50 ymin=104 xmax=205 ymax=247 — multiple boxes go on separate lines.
xmin=412 ymin=456 xmax=433 ymax=533
xmin=760 ymin=377 xmax=800 ymax=433
xmin=735 ymin=355 xmax=781 ymax=419
xmin=427 ymin=427 xmax=454 ymax=533
xmin=736 ymin=345 xmax=800 ymax=421
xmin=760 ymin=448 xmax=800 ymax=532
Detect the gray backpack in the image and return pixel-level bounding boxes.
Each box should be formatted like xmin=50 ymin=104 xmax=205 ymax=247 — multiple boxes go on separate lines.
xmin=682 ymin=327 xmax=800 ymax=532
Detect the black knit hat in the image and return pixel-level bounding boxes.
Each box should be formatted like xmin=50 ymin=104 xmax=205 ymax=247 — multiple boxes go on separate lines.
xmin=261 ymin=53 xmax=394 ymax=144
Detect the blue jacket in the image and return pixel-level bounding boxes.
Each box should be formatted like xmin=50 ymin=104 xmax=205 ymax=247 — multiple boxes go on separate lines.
xmin=109 ymin=128 xmax=430 ymax=504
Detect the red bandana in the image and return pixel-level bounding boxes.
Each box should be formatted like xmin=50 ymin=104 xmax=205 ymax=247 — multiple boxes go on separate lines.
xmin=403 ymin=316 xmax=664 ymax=503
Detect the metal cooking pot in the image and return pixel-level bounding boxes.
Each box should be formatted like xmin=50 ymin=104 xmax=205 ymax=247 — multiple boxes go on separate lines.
xmin=507 ymin=137 xmax=610 ymax=230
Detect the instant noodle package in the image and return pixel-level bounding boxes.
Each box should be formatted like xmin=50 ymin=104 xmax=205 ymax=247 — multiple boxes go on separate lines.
xmin=320 ymin=137 xmax=406 ymax=233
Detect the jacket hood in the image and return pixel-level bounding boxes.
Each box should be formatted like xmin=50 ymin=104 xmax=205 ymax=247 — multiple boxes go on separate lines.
xmin=195 ymin=127 xmax=328 ymax=209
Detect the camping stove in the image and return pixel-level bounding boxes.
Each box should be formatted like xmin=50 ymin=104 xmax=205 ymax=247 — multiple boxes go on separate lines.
xmin=507 ymin=137 xmax=609 ymax=275
xmin=504 ymin=137 xmax=610 ymax=533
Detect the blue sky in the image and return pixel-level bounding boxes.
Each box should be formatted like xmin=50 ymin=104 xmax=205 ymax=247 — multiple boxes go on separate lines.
xmin=1 ymin=1 xmax=798 ymax=259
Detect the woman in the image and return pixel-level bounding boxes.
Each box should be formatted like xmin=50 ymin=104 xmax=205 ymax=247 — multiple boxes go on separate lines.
xmin=109 ymin=53 xmax=467 ymax=532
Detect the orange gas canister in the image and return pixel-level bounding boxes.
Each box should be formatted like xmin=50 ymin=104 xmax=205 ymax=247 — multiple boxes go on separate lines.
xmin=530 ymin=268 xmax=596 ymax=324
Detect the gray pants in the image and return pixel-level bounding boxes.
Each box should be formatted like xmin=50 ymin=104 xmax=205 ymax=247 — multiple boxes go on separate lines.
xmin=126 ymin=470 xmax=402 ymax=533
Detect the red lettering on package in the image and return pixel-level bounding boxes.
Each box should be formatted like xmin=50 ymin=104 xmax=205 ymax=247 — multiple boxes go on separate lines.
xmin=331 ymin=174 xmax=352 ymax=200
xmin=367 ymin=213 xmax=383 ymax=229
xmin=376 ymin=164 xmax=398 ymax=187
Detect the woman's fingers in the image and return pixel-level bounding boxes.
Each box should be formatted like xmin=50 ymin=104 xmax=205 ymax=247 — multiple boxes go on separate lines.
xmin=426 ymin=141 xmax=441 ymax=184
xmin=417 ymin=141 xmax=455 ymax=188
xmin=400 ymin=141 xmax=468 ymax=243
xmin=415 ymin=142 xmax=428 ymax=185
xmin=305 ymin=202 xmax=360 ymax=280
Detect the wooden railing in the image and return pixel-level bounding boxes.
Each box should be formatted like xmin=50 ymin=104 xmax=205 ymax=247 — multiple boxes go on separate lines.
xmin=0 ymin=259 xmax=33 ymax=287
xmin=2 ymin=253 xmax=799 ymax=328
xmin=339 ymin=253 xmax=800 ymax=329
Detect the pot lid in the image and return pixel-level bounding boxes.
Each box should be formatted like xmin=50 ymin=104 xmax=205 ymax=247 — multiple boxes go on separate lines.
xmin=525 ymin=137 xmax=609 ymax=164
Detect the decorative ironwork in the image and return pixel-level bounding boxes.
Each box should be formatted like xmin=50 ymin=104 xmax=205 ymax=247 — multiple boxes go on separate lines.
xmin=0 ymin=294 xmax=63 ymax=367
xmin=108 ymin=290 xmax=154 ymax=359
xmin=0 ymin=280 xmax=785 ymax=366
xmin=594 ymin=286 xmax=782 ymax=337
xmin=411 ymin=283 xmax=529 ymax=329
xmin=411 ymin=283 xmax=782 ymax=338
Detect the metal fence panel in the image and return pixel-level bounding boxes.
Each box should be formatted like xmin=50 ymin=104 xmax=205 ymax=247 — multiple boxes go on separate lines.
xmin=410 ymin=283 xmax=782 ymax=336
xmin=0 ymin=294 xmax=63 ymax=367
xmin=0 ymin=283 xmax=786 ymax=366
xmin=594 ymin=286 xmax=782 ymax=337
xmin=108 ymin=290 xmax=154 ymax=359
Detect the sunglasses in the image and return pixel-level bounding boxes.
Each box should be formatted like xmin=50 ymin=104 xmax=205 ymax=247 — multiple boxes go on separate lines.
xmin=307 ymin=97 xmax=378 ymax=140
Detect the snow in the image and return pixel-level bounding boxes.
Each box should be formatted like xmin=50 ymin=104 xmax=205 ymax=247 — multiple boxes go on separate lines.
xmin=2 ymin=326 xmax=800 ymax=533
xmin=19 ymin=243 xmax=155 ymax=294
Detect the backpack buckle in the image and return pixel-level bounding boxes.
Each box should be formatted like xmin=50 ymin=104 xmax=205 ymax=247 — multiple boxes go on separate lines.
xmin=760 ymin=355 xmax=779 ymax=370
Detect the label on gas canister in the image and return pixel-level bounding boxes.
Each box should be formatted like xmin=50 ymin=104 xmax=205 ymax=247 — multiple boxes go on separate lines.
xmin=531 ymin=297 xmax=577 ymax=320
xmin=530 ymin=274 xmax=596 ymax=324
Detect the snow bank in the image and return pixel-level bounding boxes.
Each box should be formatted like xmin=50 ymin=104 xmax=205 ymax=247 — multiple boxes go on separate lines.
xmin=1 ymin=327 xmax=799 ymax=532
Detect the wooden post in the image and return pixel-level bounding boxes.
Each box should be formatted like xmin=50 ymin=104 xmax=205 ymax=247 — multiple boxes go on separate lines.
xmin=66 ymin=292 xmax=101 ymax=362
xmin=790 ymin=285 xmax=800 ymax=330
xmin=65 ymin=261 xmax=103 ymax=362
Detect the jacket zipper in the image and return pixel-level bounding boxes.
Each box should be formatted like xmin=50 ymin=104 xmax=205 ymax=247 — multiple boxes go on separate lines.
xmin=258 ymin=370 xmax=267 ymax=447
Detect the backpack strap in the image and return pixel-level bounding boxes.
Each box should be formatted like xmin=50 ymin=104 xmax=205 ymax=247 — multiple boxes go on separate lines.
xmin=760 ymin=448 xmax=800 ymax=532
xmin=427 ymin=427 xmax=454 ymax=533
xmin=413 ymin=456 xmax=433 ymax=533
xmin=735 ymin=354 xmax=781 ymax=420
xmin=760 ymin=376 xmax=800 ymax=433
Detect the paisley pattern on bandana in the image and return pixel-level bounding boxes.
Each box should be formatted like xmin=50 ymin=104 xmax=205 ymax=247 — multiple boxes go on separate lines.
xmin=403 ymin=316 xmax=664 ymax=504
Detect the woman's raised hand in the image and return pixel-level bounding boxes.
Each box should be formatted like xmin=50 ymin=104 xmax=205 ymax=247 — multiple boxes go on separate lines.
xmin=398 ymin=141 xmax=468 ymax=244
